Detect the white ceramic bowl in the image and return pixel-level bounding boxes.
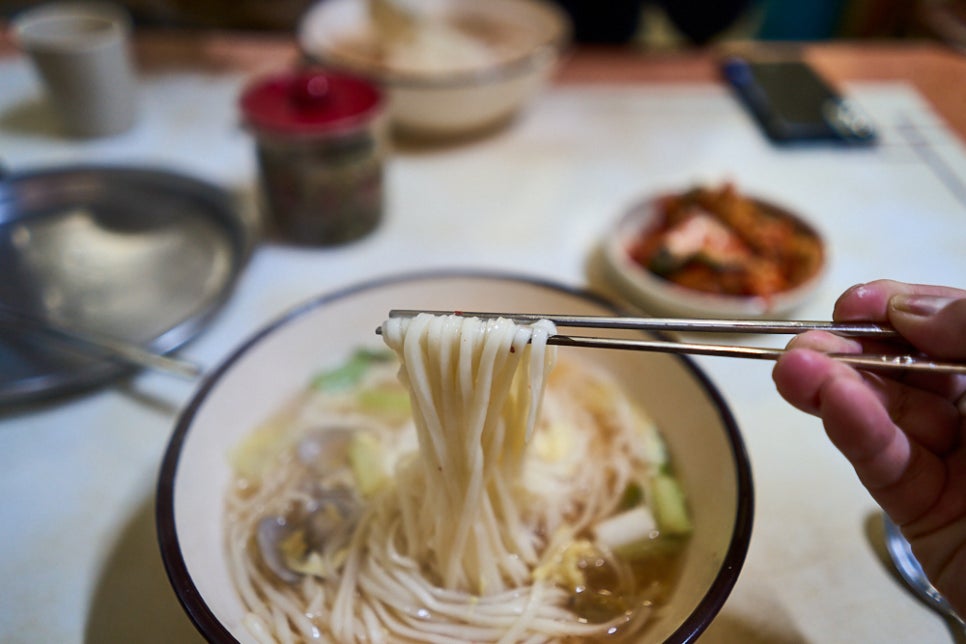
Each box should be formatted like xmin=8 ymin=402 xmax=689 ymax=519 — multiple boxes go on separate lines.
xmin=297 ymin=0 xmax=570 ymax=138
xmin=158 ymin=271 xmax=753 ymax=643
xmin=603 ymin=193 xmax=827 ymax=318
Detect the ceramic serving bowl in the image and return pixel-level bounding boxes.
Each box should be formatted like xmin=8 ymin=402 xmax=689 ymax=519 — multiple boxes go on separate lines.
xmin=157 ymin=270 xmax=753 ymax=643
xmin=298 ymin=0 xmax=570 ymax=138
xmin=603 ymin=190 xmax=827 ymax=319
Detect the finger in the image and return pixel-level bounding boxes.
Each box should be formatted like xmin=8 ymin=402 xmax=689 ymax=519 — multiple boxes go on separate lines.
xmin=889 ymin=294 xmax=966 ymax=360
xmin=772 ymin=346 xmax=863 ymax=416
xmin=776 ymin=346 xmax=961 ymax=455
xmin=904 ymin=445 xmax=966 ymax=539
xmin=785 ymin=330 xmax=926 ymax=396
xmin=888 ymin=292 xmax=966 ymax=401
xmin=868 ymin=373 xmax=963 ymax=455
xmin=831 ymin=282 xmax=966 ymax=400
xmin=882 ymin=368 xmax=966 ymax=406
xmin=786 ymin=329 xmax=864 ymax=354
xmin=833 ymin=280 xmax=966 ymax=323
xmin=817 ymin=374 xmax=946 ymax=525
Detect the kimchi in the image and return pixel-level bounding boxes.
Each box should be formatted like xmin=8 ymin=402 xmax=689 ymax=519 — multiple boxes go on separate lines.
xmin=627 ymin=184 xmax=824 ymax=298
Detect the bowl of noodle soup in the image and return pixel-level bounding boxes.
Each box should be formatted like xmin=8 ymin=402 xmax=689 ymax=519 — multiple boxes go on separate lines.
xmin=158 ymin=270 xmax=753 ymax=642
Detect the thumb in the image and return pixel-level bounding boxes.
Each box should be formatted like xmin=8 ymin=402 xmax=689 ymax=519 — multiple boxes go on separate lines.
xmin=888 ymin=294 xmax=966 ymax=360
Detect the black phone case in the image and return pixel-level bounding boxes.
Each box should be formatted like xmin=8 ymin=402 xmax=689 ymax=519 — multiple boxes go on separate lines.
xmin=721 ymin=57 xmax=877 ymax=145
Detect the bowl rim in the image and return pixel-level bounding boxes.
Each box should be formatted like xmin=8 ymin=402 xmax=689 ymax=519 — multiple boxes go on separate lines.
xmin=156 ymin=268 xmax=754 ymax=643
xmin=603 ymin=190 xmax=827 ymax=317
xmin=297 ymin=0 xmax=572 ymax=89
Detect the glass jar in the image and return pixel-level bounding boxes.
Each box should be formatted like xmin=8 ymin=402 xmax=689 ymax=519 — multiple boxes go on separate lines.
xmin=240 ymin=70 xmax=386 ymax=245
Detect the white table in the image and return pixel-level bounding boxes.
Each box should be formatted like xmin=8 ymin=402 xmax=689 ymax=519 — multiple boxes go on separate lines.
xmin=2 ymin=50 xmax=965 ymax=643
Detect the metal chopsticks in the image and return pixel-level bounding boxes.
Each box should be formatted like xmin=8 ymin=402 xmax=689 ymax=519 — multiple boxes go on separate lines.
xmin=389 ymin=310 xmax=900 ymax=337
xmin=384 ymin=310 xmax=966 ymax=375
xmin=0 ymin=304 xmax=203 ymax=380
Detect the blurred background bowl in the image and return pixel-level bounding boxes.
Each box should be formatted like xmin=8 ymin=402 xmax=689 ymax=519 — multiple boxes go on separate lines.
xmin=158 ymin=270 xmax=753 ymax=643
xmin=298 ymin=0 xmax=571 ymax=139
xmin=603 ymin=189 xmax=827 ymax=318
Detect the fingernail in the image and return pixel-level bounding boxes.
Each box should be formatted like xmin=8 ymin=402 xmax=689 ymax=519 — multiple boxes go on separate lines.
xmin=890 ymin=294 xmax=955 ymax=317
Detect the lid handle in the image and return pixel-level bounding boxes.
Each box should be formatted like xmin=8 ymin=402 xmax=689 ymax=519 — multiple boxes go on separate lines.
xmin=291 ymin=74 xmax=330 ymax=112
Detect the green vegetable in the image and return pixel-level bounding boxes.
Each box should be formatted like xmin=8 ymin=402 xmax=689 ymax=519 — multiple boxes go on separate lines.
xmin=311 ymin=349 xmax=394 ymax=391
xmin=652 ymin=473 xmax=692 ymax=536
xmin=357 ymin=385 xmax=410 ymax=419
xmin=636 ymin=413 xmax=668 ymax=468
xmin=618 ymin=482 xmax=643 ymax=510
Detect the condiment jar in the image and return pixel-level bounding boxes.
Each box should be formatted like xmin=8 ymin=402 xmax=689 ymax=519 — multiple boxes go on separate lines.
xmin=240 ymin=70 xmax=386 ymax=245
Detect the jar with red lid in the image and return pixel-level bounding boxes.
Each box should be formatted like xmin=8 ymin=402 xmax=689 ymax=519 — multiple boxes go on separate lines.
xmin=240 ymin=69 xmax=386 ymax=245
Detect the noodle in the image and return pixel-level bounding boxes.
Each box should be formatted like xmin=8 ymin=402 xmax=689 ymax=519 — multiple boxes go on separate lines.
xmin=225 ymin=314 xmax=689 ymax=642
xmin=380 ymin=314 xmax=554 ymax=593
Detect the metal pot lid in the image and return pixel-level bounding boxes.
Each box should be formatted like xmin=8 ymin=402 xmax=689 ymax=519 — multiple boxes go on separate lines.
xmin=0 ymin=164 xmax=253 ymax=406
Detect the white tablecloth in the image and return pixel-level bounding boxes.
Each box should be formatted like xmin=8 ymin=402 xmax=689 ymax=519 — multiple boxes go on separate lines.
xmin=2 ymin=53 xmax=965 ymax=643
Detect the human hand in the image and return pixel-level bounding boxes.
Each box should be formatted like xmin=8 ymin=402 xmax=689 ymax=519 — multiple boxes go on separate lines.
xmin=772 ymin=279 xmax=966 ymax=617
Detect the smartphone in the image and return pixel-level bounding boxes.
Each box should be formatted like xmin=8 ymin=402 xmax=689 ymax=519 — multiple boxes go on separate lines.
xmin=721 ymin=57 xmax=877 ymax=145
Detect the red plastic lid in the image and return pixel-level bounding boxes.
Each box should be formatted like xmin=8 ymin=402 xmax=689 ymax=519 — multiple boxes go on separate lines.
xmin=239 ymin=69 xmax=383 ymax=136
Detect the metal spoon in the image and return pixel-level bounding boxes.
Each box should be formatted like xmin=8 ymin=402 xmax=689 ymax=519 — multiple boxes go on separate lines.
xmin=882 ymin=515 xmax=966 ymax=640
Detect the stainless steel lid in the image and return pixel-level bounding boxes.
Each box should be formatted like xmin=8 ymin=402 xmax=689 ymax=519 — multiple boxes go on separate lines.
xmin=0 ymin=165 xmax=253 ymax=405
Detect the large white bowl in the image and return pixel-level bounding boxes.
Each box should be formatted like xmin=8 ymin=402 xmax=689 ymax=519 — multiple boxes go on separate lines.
xmin=297 ymin=0 xmax=570 ymax=138
xmin=157 ymin=271 xmax=753 ymax=642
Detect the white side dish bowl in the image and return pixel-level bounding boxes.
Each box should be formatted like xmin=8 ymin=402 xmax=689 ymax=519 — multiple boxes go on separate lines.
xmin=603 ymin=191 xmax=827 ymax=318
xmin=157 ymin=271 xmax=753 ymax=643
